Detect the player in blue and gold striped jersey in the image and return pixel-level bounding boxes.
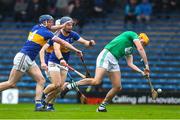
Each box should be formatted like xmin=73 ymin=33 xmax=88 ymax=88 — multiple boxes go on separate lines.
xmin=0 ymin=14 xmax=82 ymax=111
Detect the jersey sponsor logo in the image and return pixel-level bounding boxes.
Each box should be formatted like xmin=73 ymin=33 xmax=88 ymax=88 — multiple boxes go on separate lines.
xmin=125 ymin=47 xmax=133 ymax=55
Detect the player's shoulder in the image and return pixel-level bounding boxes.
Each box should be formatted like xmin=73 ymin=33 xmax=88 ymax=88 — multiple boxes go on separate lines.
xmin=120 ymin=31 xmax=138 ymax=38
xmin=31 ymin=24 xmax=39 ymax=31
xmin=38 ymin=25 xmax=53 ymax=36
xmin=30 ymin=24 xmax=54 ymax=39
xmin=123 ymin=31 xmax=138 ymax=35
xmin=31 ymin=24 xmax=47 ymax=32
xmin=70 ymin=31 xmax=79 ymax=36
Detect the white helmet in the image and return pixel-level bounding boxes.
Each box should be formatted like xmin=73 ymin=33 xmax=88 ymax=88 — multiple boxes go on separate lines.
xmin=55 ymin=19 xmax=61 ymax=25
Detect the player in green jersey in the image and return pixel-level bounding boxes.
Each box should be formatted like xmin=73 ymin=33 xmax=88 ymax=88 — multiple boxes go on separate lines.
xmin=61 ymin=31 xmax=150 ymax=112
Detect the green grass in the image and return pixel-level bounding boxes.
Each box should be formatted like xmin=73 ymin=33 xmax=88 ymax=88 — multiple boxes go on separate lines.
xmin=0 ymin=104 xmax=180 ymax=119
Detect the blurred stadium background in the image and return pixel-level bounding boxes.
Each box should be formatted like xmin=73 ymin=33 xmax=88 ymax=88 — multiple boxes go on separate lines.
xmin=0 ymin=0 xmax=180 ymax=106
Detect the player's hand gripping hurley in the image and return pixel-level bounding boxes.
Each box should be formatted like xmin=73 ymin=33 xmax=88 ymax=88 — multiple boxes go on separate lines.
xmin=141 ymin=59 xmax=158 ymax=100
xmin=144 ymin=68 xmax=158 ymax=100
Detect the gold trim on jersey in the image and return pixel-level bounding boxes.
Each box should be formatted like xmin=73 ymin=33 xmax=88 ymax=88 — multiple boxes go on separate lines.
xmin=46 ymin=46 xmax=54 ymax=53
xmin=28 ymin=32 xmax=47 ymax=46
xmin=61 ymin=47 xmax=70 ymax=53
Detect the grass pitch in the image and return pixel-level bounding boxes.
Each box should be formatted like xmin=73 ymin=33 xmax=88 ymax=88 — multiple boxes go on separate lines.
xmin=0 ymin=104 xmax=179 ymax=119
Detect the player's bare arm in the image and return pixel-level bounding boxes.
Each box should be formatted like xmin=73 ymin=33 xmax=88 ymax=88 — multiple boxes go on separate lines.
xmin=50 ymin=21 xmax=70 ymax=31
xmin=53 ymin=42 xmax=67 ymax=66
xmin=125 ymin=55 xmax=144 ymax=75
xmin=134 ymin=40 xmax=149 ymax=70
xmin=77 ymin=37 xmax=96 ymax=47
xmin=39 ymin=44 xmax=49 ymax=71
xmin=52 ymin=36 xmax=83 ymax=56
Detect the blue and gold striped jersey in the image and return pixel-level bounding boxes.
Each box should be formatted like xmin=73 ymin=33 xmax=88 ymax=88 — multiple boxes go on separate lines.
xmin=48 ymin=31 xmax=80 ymax=64
xmin=20 ymin=24 xmax=54 ymax=61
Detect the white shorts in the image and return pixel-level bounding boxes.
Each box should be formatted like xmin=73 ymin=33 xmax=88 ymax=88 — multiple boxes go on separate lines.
xmin=13 ymin=52 xmax=37 ymax=73
xmin=48 ymin=61 xmax=68 ymax=72
xmin=96 ymin=49 xmax=120 ymax=72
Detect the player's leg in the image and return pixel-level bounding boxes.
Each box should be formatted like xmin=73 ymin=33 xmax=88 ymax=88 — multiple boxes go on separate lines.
xmin=97 ymin=71 xmax=122 ymax=112
xmin=77 ymin=67 xmax=106 ymax=86
xmin=46 ymin=68 xmax=68 ymax=111
xmin=28 ymin=65 xmax=45 ymax=100
xmin=42 ymin=70 xmax=57 ymax=97
xmin=43 ymin=62 xmax=64 ymax=111
xmin=52 ymin=68 xmax=68 ymax=98
xmin=27 ymin=64 xmax=46 ymax=111
xmin=0 ymin=69 xmax=24 ymax=91
xmin=45 ymin=67 xmax=67 ymax=97
xmin=43 ymin=84 xmax=57 ymax=96
xmin=45 ymin=88 xmax=59 ymax=111
xmin=105 ymin=71 xmax=122 ymax=102
xmin=60 ymin=67 xmax=106 ymax=99
xmin=97 ymin=50 xmax=121 ymax=112
xmin=44 ymin=71 xmax=61 ymax=102
xmin=42 ymin=62 xmax=61 ymax=97
xmin=0 ymin=52 xmax=25 ymax=91
xmin=60 ymin=68 xmax=68 ymax=87
xmin=65 ymin=49 xmax=108 ymax=89
xmin=61 ymin=49 xmax=108 ymax=97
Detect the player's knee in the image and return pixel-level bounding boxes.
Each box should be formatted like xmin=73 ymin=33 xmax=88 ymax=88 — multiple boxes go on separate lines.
xmin=92 ymin=79 xmax=101 ymax=85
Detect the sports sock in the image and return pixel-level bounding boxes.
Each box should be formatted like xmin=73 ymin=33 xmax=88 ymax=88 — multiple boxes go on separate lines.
xmin=67 ymin=82 xmax=77 ymax=90
xmin=99 ymin=102 xmax=108 ymax=110
xmin=35 ymin=100 xmax=42 ymax=104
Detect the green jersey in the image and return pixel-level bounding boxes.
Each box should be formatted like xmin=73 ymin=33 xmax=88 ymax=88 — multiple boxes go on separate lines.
xmin=104 ymin=31 xmax=139 ymax=60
